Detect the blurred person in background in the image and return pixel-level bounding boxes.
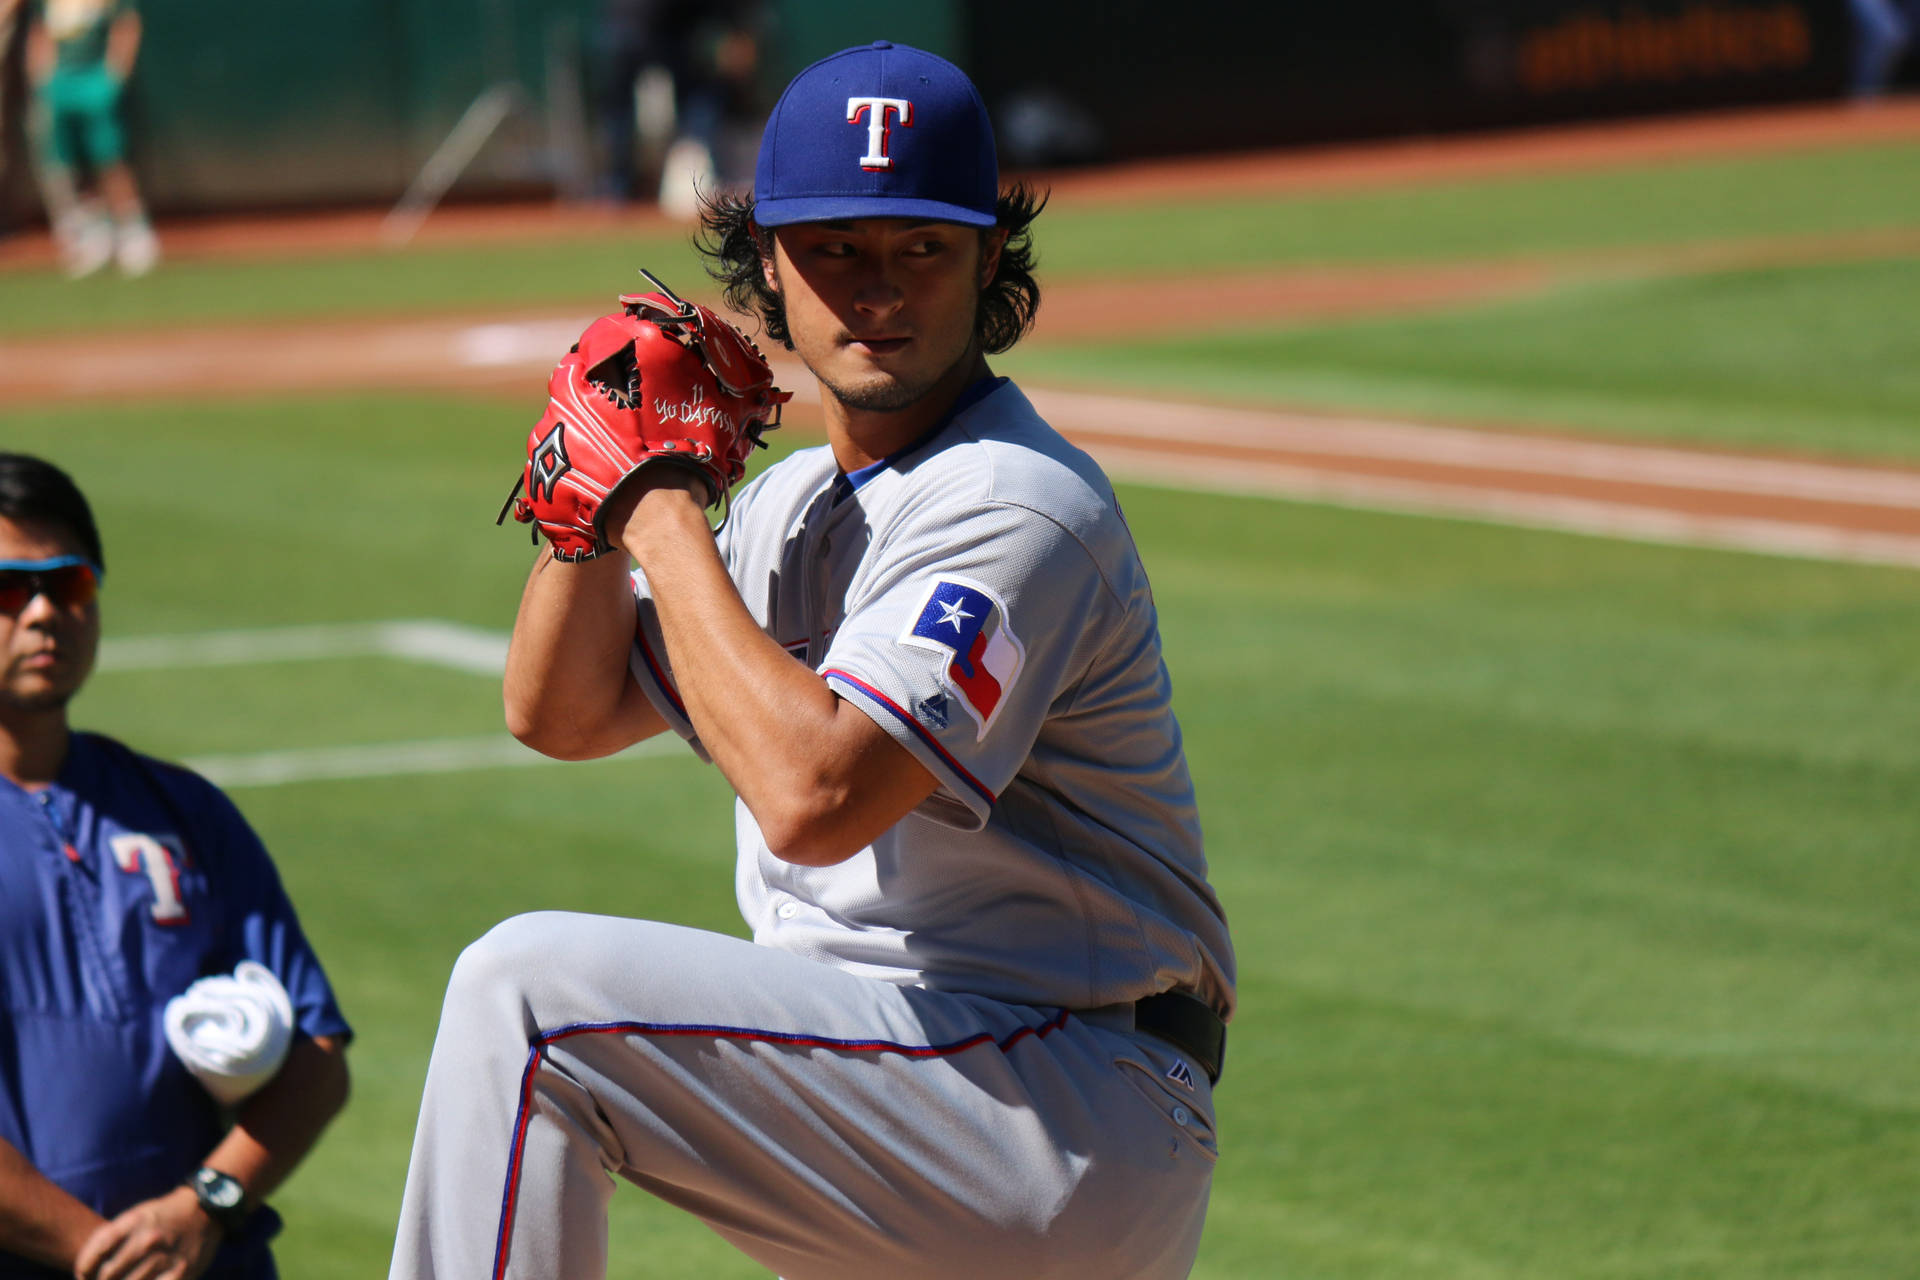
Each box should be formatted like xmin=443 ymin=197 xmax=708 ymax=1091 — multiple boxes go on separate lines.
xmin=24 ymin=0 xmax=157 ymax=276
xmin=0 ymin=453 xmax=352 ymax=1279
xmin=1 ymin=0 xmax=22 ymax=193
xmin=1849 ymin=0 xmax=1920 ymax=96
xmin=590 ymin=0 xmax=768 ymax=210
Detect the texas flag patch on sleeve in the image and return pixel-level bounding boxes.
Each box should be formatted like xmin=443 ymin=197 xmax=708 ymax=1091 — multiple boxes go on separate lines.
xmin=898 ymin=578 xmax=1026 ymax=740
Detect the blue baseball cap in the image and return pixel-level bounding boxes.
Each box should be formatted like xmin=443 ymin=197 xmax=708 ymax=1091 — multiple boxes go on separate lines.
xmin=753 ymin=41 xmax=999 ymax=229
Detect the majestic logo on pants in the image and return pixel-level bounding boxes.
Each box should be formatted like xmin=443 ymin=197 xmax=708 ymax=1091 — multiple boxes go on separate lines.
xmin=529 ymin=423 xmax=572 ymax=503
xmin=847 ymin=96 xmax=912 ymax=170
xmin=899 ymin=578 xmax=1024 ymax=740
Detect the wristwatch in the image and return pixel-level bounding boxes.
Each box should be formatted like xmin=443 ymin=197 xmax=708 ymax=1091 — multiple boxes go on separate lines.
xmin=185 ymin=1167 xmax=250 ymax=1234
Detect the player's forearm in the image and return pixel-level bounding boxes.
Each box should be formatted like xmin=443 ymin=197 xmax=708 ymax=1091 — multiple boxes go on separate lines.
xmin=620 ymin=485 xmax=919 ymax=863
xmin=0 ymin=1135 xmax=108 ymax=1270
xmin=201 ymin=1035 xmax=349 ymax=1210
xmin=504 ymin=551 xmax=665 ymax=757
xmin=621 ymin=489 xmax=842 ymax=804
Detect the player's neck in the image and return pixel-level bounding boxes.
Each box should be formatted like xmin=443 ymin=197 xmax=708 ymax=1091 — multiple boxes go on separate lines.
xmin=0 ymin=709 xmax=71 ymax=789
xmin=824 ymin=349 xmax=993 ymax=474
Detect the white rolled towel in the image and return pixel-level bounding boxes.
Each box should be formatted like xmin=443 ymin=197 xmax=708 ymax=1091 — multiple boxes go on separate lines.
xmin=163 ymin=960 xmax=295 ymax=1106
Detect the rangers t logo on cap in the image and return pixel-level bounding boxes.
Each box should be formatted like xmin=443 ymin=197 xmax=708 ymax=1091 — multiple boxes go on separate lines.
xmin=847 ymin=97 xmax=912 ymax=170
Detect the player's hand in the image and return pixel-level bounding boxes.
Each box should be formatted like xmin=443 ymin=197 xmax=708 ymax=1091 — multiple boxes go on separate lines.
xmin=72 ymin=1187 xmax=221 ymax=1280
xmin=602 ymin=465 xmax=710 ymax=553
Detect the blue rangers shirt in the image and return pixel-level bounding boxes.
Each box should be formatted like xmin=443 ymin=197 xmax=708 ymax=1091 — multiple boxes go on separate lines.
xmin=1 ymin=733 xmax=351 ymax=1279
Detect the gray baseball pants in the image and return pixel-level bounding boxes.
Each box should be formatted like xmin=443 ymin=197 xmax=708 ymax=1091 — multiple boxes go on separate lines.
xmin=386 ymin=911 xmax=1218 ymax=1279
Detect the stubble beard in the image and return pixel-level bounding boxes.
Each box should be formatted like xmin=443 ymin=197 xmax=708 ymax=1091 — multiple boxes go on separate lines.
xmin=825 ymin=373 xmax=929 ymax=413
xmin=815 ymin=338 xmax=977 ymax=414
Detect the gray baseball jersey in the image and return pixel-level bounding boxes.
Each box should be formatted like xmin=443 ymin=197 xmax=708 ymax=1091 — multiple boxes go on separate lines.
xmin=631 ymin=376 xmax=1234 ymax=1017
xmin=388 ymin=377 xmax=1233 ymax=1280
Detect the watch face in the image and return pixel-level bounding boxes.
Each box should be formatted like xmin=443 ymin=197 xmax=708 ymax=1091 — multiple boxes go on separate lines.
xmin=198 ymin=1170 xmax=243 ymax=1209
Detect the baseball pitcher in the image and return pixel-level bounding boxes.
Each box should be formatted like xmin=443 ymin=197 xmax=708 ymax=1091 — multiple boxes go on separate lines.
xmin=389 ymin=41 xmax=1234 ymax=1280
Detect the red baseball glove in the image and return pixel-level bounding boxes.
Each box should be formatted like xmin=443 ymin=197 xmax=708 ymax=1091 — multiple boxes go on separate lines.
xmin=500 ymin=273 xmax=791 ymax=561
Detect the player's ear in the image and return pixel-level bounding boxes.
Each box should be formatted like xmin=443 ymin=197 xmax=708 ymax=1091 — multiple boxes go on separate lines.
xmin=978 ymin=228 xmax=1009 ymax=290
xmin=755 ymin=223 xmax=780 ymax=293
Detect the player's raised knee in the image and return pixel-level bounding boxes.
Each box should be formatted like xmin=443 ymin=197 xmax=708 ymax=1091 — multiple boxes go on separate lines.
xmin=446 ymin=911 xmax=576 ymax=1003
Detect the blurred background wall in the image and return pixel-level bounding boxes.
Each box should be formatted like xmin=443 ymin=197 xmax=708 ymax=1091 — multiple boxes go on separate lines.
xmin=0 ymin=0 xmax=1894 ymax=221
xmin=966 ymin=0 xmax=1852 ymax=165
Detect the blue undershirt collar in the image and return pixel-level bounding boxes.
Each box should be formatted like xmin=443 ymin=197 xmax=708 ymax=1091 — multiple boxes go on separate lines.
xmin=831 ymin=375 xmax=1007 ymax=505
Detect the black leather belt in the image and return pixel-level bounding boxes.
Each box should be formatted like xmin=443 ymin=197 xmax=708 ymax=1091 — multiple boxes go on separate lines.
xmin=1133 ymin=990 xmax=1226 ymax=1085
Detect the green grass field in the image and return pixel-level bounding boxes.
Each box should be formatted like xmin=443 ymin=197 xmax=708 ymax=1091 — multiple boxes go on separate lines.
xmin=1004 ymin=256 xmax=1920 ymax=460
xmin=2 ymin=127 xmax=1917 ymax=1277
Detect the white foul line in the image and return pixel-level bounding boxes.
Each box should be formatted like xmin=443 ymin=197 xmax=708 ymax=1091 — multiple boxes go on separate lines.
xmin=92 ymin=619 xmax=663 ymax=789
xmin=1091 ymin=447 xmax=1920 ymax=571
xmin=1022 ymin=386 xmax=1920 ymax=508
xmin=99 ymin=620 xmax=509 ymax=675
xmin=186 ymin=733 xmax=679 ymax=790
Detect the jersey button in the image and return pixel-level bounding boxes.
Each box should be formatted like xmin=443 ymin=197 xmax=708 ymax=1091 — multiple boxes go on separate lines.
xmin=1172 ymin=1106 xmax=1191 ymax=1126
xmin=775 ymin=901 xmax=799 ymax=921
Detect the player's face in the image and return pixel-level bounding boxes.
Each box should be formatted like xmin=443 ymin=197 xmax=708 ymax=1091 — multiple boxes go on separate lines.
xmin=0 ymin=515 xmax=101 ymax=716
xmin=765 ymin=219 xmax=1005 ymax=414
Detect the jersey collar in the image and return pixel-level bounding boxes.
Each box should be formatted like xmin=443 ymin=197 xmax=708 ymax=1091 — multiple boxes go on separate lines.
xmin=831 ymin=376 xmax=1008 ymax=505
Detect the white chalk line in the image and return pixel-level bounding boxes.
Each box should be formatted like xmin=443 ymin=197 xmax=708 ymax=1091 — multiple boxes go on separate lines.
xmin=185 ymin=733 xmax=679 ymax=790
xmin=99 ymin=619 xmax=508 ymax=675
xmin=99 ymin=619 xmax=673 ymax=788
xmin=1021 ymin=386 xmax=1920 ymax=509
xmin=1092 ymin=447 xmax=1920 ymax=570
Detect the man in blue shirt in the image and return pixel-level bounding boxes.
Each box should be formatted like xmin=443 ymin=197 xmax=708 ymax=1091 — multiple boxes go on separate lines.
xmin=0 ymin=454 xmax=351 ymax=1279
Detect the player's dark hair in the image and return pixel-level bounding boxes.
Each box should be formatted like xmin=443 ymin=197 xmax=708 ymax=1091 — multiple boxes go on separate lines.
xmin=695 ymin=182 xmax=1047 ymax=356
xmin=0 ymin=453 xmax=105 ymax=572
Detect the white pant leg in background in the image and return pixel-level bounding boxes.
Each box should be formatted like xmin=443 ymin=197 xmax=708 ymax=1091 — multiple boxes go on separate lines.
xmin=387 ymin=912 xmax=1217 ymax=1280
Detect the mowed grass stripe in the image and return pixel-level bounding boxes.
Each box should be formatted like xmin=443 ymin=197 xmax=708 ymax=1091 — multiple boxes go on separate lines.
xmin=2 ymin=140 xmax=1916 ymax=337
xmin=1036 ymin=138 xmax=1920 ymax=276
xmin=1144 ymin=491 xmax=1920 ymax=1275
xmin=1006 ymin=253 xmax=1920 ymax=461
xmin=1211 ymin=980 xmax=1916 ymax=1279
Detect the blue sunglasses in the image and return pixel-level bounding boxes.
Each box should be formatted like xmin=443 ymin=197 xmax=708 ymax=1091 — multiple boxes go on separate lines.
xmin=0 ymin=555 xmax=104 ymax=613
